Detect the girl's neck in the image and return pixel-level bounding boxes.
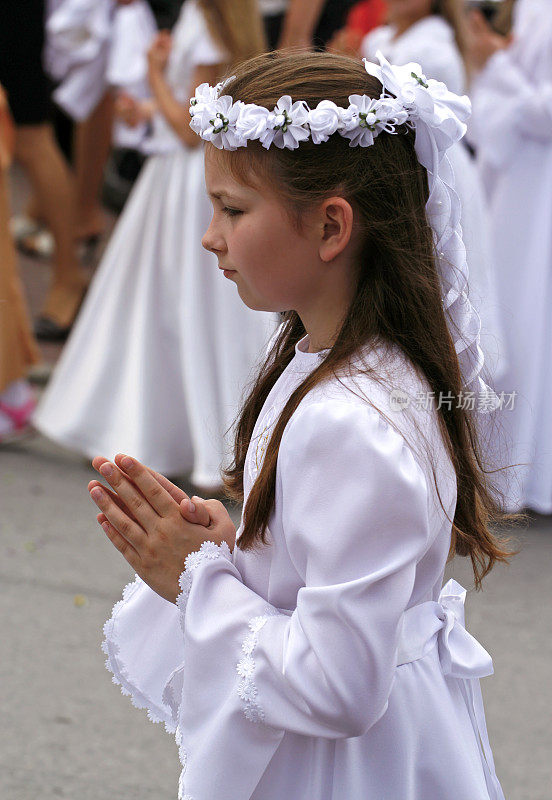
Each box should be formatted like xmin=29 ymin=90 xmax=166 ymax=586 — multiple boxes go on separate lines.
xmin=390 ymin=11 xmax=431 ymax=39
xmin=298 ymin=283 xmax=354 ymax=353
xmin=301 ymin=309 xmax=345 ymax=353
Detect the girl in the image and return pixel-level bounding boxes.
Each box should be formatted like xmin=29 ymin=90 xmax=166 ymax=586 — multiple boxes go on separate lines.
xmin=468 ymin=0 xmax=552 ymax=512
xmin=90 ymin=51 xmax=516 ymax=799
xmin=34 ymin=0 xmax=275 ymax=490
xmin=361 ymin=0 xmax=507 ymax=384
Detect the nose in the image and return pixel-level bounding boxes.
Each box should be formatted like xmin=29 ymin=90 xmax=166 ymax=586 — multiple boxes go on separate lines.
xmin=202 ymin=214 xmax=225 ymax=255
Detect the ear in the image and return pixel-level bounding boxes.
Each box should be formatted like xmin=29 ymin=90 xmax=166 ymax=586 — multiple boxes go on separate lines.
xmin=318 ymin=196 xmax=354 ymax=263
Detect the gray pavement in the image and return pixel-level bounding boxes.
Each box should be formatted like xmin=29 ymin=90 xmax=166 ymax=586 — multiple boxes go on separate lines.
xmin=1 ymin=431 xmax=551 ymax=800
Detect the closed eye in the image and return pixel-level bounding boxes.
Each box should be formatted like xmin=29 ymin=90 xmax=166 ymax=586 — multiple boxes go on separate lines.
xmin=222 ymin=207 xmax=242 ymax=217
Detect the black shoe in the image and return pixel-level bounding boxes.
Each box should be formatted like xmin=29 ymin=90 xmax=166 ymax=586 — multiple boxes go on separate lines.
xmin=34 ymin=286 xmax=87 ymax=342
xmin=34 ymin=315 xmax=73 ymax=342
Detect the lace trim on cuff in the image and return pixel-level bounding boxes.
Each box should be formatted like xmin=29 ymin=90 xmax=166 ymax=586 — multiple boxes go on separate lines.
xmin=101 ymin=576 xmax=175 ymax=732
xmin=237 ymin=609 xmax=279 ymax=723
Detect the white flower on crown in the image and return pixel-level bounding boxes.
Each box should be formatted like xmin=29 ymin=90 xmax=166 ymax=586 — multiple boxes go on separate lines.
xmin=307 ymin=100 xmax=342 ymax=144
xmin=340 ymin=94 xmax=408 ymax=147
xmin=236 ymin=103 xmax=270 ymax=141
xmin=258 ymin=96 xmax=310 ymax=150
xmin=194 ymin=94 xmax=245 ymax=150
xmin=189 ymin=82 xmax=220 ymax=117
xmin=189 ymin=83 xmax=224 ymax=141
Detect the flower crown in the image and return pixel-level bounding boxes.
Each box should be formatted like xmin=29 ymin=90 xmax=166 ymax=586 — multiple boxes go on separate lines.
xmin=189 ymin=51 xmax=455 ymax=151
xmin=190 ymin=84 xmax=408 ymax=150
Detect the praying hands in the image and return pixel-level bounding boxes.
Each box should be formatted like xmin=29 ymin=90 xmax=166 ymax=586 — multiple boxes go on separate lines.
xmin=88 ymin=455 xmax=236 ymax=603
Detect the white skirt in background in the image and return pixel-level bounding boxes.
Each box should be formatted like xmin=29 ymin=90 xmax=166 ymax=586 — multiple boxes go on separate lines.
xmin=33 ymin=147 xmax=276 ymax=486
xmin=487 ymin=143 xmax=552 ymax=513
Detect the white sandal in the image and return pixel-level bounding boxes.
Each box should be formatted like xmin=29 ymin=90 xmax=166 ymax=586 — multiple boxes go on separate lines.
xmin=10 ymin=215 xmax=55 ymax=259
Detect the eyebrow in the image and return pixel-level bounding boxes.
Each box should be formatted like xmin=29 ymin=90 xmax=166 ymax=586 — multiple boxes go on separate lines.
xmin=208 ymin=190 xmax=240 ymax=201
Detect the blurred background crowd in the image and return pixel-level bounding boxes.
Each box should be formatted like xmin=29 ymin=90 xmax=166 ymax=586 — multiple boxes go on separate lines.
xmin=1 ymin=0 xmax=551 ymax=513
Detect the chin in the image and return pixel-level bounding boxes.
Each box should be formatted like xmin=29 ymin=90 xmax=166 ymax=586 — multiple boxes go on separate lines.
xmin=235 ymin=286 xmax=282 ymax=313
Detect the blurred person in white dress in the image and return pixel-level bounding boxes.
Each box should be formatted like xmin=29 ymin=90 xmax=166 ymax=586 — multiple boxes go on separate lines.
xmin=361 ymin=0 xmax=507 ymax=386
xmin=468 ymin=0 xmax=552 ymax=512
xmin=43 ymin=0 xmax=183 ymax=250
xmin=34 ymin=0 xmax=275 ymax=492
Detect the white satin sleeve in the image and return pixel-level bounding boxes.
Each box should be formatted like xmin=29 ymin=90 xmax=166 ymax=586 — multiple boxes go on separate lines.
xmin=252 ymin=401 xmax=432 ymax=736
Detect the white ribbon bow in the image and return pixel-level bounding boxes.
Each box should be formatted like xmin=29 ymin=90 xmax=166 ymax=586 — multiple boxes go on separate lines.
xmin=398 ymin=579 xmax=505 ymax=800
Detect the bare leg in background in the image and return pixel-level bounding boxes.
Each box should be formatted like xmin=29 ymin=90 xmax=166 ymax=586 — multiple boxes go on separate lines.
xmin=14 ymin=122 xmax=88 ymax=327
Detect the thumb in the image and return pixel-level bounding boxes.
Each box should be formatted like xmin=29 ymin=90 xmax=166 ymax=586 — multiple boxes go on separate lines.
xmin=179 ymin=496 xmax=210 ymax=527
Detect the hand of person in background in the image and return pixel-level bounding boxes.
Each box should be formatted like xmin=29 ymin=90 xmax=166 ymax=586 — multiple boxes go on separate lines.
xmin=89 ymin=454 xmax=236 ymax=603
xmin=147 ymin=31 xmax=172 ymax=77
xmin=467 ymin=9 xmax=513 ymax=71
xmin=114 ymin=92 xmax=156 ymax=127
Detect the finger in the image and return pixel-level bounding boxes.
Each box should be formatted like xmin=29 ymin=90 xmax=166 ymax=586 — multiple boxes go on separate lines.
xmin=145 ymin=466 xmax=189 ymax=505
xmin=100 ymin=519 xmax=141 ymax=570
xmin=202 ymin=499 xmax=233 ymax=529
xmin=100 ymin=455 xmax=188 ymax=505
xmin=113 ymin=454 xmax=178 ymax=516
xmin=100 ymin=455 xmax=189 ymax=506
xmin=202 ymin=499 xmax=236 ymax=549
xmin=99 ymin=460 xmax=165 ymax=527
xmin=179 ymin=496 xmax=210 ymax=527
xmin=93 ymin=456 xmax=137 ymax=486
xmin=94 ymin=456 xmax=139 ymax=489
xmin=89 ymin=485 xmax=147 ymax=550
xmin=88 ymin=480 xmax=140 ymax=524
xmin=95 ymin=456 xmax=188 ymax=509
xmin=92 ymin=455 xmax=111 ymax=472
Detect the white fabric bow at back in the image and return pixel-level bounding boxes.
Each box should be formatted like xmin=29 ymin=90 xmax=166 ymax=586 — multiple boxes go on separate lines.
xmin=397 ymin=579 xmax=505 ymax=800
xmin=189 ymin=52 xmax=499 ymax=412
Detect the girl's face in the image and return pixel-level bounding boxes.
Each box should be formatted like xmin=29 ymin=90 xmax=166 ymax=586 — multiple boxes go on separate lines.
xmin=202 ymin=151 xmax=325 ymax=314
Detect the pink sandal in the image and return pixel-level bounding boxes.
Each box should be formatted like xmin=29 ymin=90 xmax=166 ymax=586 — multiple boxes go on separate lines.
xmin=0 ymin=396 xmax=37 ymax=443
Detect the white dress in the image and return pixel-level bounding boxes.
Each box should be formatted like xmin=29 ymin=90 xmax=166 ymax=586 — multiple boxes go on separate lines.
xmin=34 ymin=0 xmax=276 ymax=486
xmin=469 ymin=0 xmax=552 ymax=513
xmin=362 ymin=16 xmax=507 ymax=383
xmin=102 ymin=334 xmax=505 ymax=800
xmin=46 ymin=0 xmax=157 ymax=154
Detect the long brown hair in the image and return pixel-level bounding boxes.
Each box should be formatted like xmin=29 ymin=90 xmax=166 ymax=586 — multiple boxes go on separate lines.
xmin=198 ymin=0 xmax=267 ymax=65
xmin=215 ymin=51 xmax=519 ymax=589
